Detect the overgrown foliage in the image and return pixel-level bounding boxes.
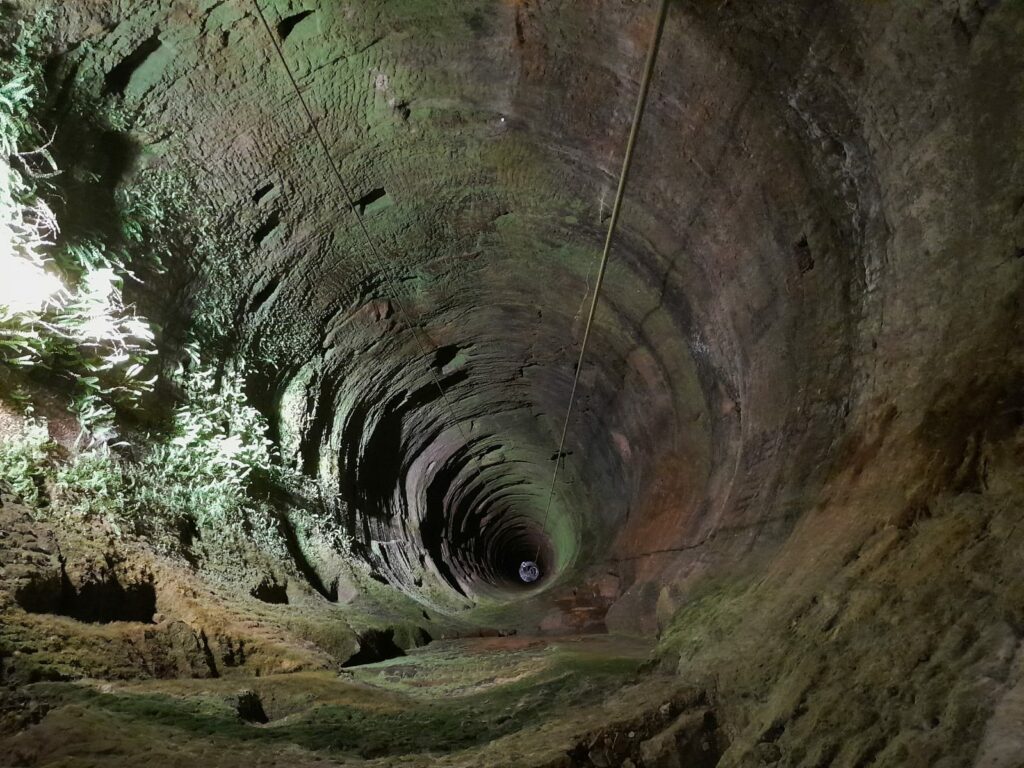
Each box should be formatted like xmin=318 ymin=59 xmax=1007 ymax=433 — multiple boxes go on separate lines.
xmin=130 ymin=353 xmax=279 ymax=534
xmin=0 ymin=418 xmax=50 ymax=508
xmin=0 ymin=10 xmax=159 ymax=444
xmin=0 ymin=10 xmax=336 ymax=562
xmin=0 ymin=359 xmax=293 ymax=548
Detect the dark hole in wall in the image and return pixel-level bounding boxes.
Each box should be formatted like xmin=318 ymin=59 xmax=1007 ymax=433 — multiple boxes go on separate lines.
xmin=341 ymin=629 xmax=406 ymax=667
xmin=433 ymin=344 xmax=461 ymax=370
xmin=277 ymin=10 xmax=314 ymax=41
xmin=96 ymin=130 xmax=138 ymax=185
xmin=222 ymin=637 xmax=247 ymax=668
xmin=253 ymin=211 xmax=281 ymax=247
xmin=45 ymin=126 xmax=141 ymax=247
xmin=103 ymin=32 xmax=162 ymax=96
xmin=45 ymin=54 xmax=80 ymax=117
xmin=354 ymin=187 xmax=388 ymax=215
xmin=76 ymin=578 xmax=156 ymax=623
xmin=760 ymin=720 xmax=786 ymax=744
xmin=253 ymin=182 xmax=275 ymax=204
xmin=795 ymin=236 xmax=814 ymax=274
xmin=248 ymin=277 xmax=281 ymax=314
xmin=236 ymin=691 xmax=269 ymax=724
xmin=251 ymin=577 xmax=288 ymax=604
xmin=675 ymin=711 xmax=725 ymax=768
xmin=16 ymin=562 xmax=156 ymax=624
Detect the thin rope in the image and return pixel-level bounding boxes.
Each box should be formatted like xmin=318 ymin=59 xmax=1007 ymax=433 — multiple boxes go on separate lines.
xmin=535 ymin=0 xmax=670 ymax=561
xmin=250 ymin=0 xmax=478 ymax=452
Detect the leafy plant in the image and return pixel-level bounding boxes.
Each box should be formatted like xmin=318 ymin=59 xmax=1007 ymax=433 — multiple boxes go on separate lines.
xmin=132 ymin=356 xmax=277 ymax=529
xmin=0 ymin=9 xmax=339 ymax=564
xmin=0 ymin=13 xmax=159 ymax=444
xmin=1 ymin=358 xmax=286 ymax=541
xmin=52 ymin=448 xmax=129 ymax=530
xmin=0 ymin=418 xmax=51 ymax=508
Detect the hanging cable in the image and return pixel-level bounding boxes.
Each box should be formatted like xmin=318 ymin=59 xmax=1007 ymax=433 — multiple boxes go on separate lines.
xmin=533 ymin=0 xmax=670 ymax=566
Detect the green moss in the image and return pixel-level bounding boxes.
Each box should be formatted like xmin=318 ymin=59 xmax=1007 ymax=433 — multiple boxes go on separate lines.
xmin=656 ymin=579 xmax=759 ymax=663
xmin=29 ymin=646 xmax=640 ymax=758
xmin=52 ymin=449 xmax=129 ymax=525
xmin=0 ymin=418 xmax=51 ymax=506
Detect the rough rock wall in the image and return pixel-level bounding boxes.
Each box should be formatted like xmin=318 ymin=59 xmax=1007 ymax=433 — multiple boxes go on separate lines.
xmin=37 ymin=0 xmax=891 ymax=625
xmin=4 ymin=0 xmax=1024 ymax=764
xmin=39 ymin=0 xmax=1024 ymax=616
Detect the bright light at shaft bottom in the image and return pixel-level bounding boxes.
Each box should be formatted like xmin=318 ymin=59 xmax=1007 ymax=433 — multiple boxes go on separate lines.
xmin=519 ymin=560 xmax=540 ymax=583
